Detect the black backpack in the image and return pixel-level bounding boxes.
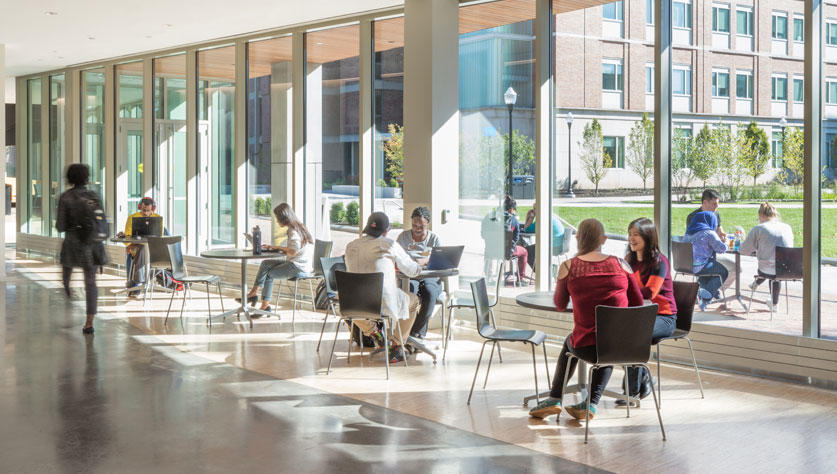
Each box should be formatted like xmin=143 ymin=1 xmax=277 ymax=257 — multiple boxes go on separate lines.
xmin=74 ymin=191 xmax=109 ymax=244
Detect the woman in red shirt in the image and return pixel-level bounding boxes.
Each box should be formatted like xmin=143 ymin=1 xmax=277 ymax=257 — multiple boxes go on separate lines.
xmin=620 ymin=218 xmax=677 ymax=406
xmin=529 ymin=218 xmax=643 ymax=421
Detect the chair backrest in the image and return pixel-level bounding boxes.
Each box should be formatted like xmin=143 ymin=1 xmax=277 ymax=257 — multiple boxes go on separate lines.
xmin=320 ymin=256 xmax=346 ymax=294
xmin=167 ymin=242 xmax=186 ymax=279
xmin=334 ymin=270 xmax=384 ymax=320
xmin=671 ymin=240 xmax=695 ymax=275
xmin=147 ymin=236 xmax=182 ymax=268
xmin=470 ymin=278 xmax=495 ymax=337
xmin=775 ymin=246 xmax=803 ymax=280
xmin=672 ymin=281 xmax=699 ymax=333
xmin=311 ymin=239 xmax=334 ymax=274
xmin=594 ymin=304 xmax=658 ymax=365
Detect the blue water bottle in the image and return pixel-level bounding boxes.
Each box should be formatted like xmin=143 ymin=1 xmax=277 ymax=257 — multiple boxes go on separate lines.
xmin=253 ymin=226 xmax=262 ymax=255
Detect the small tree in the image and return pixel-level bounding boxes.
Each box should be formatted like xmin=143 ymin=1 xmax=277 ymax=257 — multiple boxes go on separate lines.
xmin=579 ymin=118 xmax=611 ymax=194
xmin=738 ymin=122 xmax=771 ymax=186
xmin=627 ymin=113 xmax=654 ymax=191
xmin=780 ymin=127 xmax=805 ymax=193
xmin=690 ymin=124 xmax=718 ymax=188
xmin=383 ymin=124 xmax=404 ymax=186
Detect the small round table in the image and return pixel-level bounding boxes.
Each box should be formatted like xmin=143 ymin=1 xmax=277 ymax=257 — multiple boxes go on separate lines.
xmin=201 ymin=249 xmax=285 ymax=328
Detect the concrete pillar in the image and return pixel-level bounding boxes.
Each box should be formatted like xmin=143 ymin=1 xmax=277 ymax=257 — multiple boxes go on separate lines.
xmin=403 ymin=0 xmax=459 ymax=242
xmin=269 ymin=60 xmax=294 ymax=244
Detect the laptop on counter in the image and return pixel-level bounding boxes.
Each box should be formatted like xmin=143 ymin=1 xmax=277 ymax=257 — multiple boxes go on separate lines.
xmin=425 ymin=245 xmax=465 ymax=271
xmin=131 ymin=216 xmax=163 ymax=237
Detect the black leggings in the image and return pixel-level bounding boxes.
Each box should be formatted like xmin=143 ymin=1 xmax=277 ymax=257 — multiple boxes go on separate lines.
xmin=549 ymin=338 xmax=613 ymax=405
xmin=63 ymin=266 xmax=98 ymax=315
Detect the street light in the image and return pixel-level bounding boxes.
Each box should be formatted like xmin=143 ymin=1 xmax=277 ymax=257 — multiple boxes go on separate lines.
xmin=504 ymin=87 xmax=518 ymax=197
xmin=779 ymin=116 xmax=787 ymax=168
xmin=564 ymin=112 xmax=576 ymax=198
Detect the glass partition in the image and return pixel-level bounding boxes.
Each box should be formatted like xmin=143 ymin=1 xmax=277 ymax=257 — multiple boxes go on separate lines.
xmin=116 ymin=62 xmax=144 ymax=230
xmin=49 ymin=74 xmax=65 ymax=236
xmin=82 ymin=69 xmax=106 ymax=208
xmin=27 ymin=78 xmax=42 ymax=235
xmin=247 ymin=35 xmax=292 ymax=245
xmin=199 ymin=46 xmax=236 ymax=247
xmin=154 ymin=54 xmax=187 ymax=240
xmin=305 ymin=24 xmax=360 ymax=256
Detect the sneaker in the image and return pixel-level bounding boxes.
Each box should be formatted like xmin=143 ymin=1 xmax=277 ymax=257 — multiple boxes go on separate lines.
xmin=529 ymin=398 xmax=562 ymax=419
xmin=697 ymin=288 xmax=712 ymax=301
xmin=564 ymin=402 xmax=597 ymax=420
xmin=389 ymin=345 xmax=405 ymax=363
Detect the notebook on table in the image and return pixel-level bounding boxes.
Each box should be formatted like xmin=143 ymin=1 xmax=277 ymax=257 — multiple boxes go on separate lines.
xmin=131 ymin=216 xmax=163 ymax=237
xmin=425 ymin=246 xmax=465 ymax=271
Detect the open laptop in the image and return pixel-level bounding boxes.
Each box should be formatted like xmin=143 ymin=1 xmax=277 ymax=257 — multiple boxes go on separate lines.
xmin=131 ymin=216 xmax=163 ymax=237
xmin=425 ymin=245 xmax=465 ymax=271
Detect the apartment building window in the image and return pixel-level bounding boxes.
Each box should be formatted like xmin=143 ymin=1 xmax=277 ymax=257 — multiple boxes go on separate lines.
xmin=712 ymin=70 xmax=730 ymax=97
xmin=673 ymin=65 xmax=691 ymax=96
xmin=603 ymin=136 xmax=624 ymax=168
xmin=602 ymin=60 xmax=623 ymax=92
xmin=603 ymin=1 xmax=623 ymax=21
xmin=646 ymin=65 xmax=654 ymax=94
xmin=772 ymin=75 xmax=788 ymax=101
xmin=736 ymin=71 xmax=753 ymax=99
xmin=826 ymin=79 xmax=837 ymax=105
xmin=737 ymin=7 xmax=753 ymax=36
xmin=794 ymin=78 xmax=804 ymax=103
xmin=646 ymin=0 xmax=654 ymax=25
xmin=827 ymin=21 xmax=837 ymax=46
xmin=772 ymin=12 xmax=788 ymax=40
xmin=794 ymin=16 xmax=804 ymax=42
xmin=772 ymin=132 xmax=784 ymax=168
xmin=713 ymin=4 xmax=730 ymax=33
xmin=673 ymin=1 xmax=692 ymax=29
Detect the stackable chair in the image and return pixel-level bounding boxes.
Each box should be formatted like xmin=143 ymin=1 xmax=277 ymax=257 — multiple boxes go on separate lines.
xmin=745 ymin=246 xmax=803 ymax=320
xmin=164 ymin=242 xmax=224 ymax=326
xmin=558 ymin=304 xmax=665 ymax=444
xmin=654 ymin=281 xmax=704 ymax=405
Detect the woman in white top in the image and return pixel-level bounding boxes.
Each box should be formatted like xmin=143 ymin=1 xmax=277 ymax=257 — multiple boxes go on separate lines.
xmin=240 ymin=203 xmax=314 ymax=314
xmin=738 ymin=202 xmax=794 ymax=310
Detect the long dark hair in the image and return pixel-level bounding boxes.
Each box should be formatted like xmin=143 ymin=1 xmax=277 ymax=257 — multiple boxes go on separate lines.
xmin=625 ymin=217 xmax=661 ymax=281
xmin=273 ymin=203 xmax=313 ymax=246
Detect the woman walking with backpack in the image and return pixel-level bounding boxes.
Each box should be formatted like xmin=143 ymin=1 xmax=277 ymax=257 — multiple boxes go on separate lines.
xmin=56 ymin=164 xmax=108 ymax=334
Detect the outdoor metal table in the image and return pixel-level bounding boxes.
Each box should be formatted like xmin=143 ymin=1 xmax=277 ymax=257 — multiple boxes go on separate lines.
xmin=515 ymin=291 xmax=641 ymax=407
xmin=396 ymin=268 xmax=460 ymax=363
xmin=200 ymin=249 xmax=285 ymax=328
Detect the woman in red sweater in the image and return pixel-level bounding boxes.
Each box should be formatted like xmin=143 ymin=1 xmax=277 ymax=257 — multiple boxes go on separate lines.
xmin=620 ymin=217 xmax=677 ymax=406
xmin=529 ymin=218 xmax=643 ymax=421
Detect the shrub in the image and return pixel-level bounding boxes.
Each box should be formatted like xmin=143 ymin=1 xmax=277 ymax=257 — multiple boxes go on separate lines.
xmin=346 ymin=202 xmax=360 ymax=226
xmin=330 ymin=202 xmax=345 ymax=223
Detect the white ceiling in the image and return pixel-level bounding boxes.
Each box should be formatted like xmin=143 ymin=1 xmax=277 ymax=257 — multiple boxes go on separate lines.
xmin=0 ymin=0 xmax=402 ymax=102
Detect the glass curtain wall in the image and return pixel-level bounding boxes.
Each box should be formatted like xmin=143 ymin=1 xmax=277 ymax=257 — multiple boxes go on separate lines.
xmin=199 ymin=46 xmax=236 ymax=247
xmin=27 ymin=78 xmax=42 ymax=235
xmin=49 ymin=74 xmax=65 ymax=237
xmin=247 ymin=36 xmax=292 ymax=245
xmin=458 ymin=0 xmax=536 ymax=296
xmin=306 ymin=25 xmax=361 ymax=256
xmin=822 ymin=7 xmax=837 ymax=340
xmin=82 ymin=69 xmax=106 ymax=208
xmin=373 ymin=17 xmax=404 ymax=222
xmin=115 ymin=62 xmax=144 ymax=227
xmin=153 ymin=54 xmax=187 ymax=239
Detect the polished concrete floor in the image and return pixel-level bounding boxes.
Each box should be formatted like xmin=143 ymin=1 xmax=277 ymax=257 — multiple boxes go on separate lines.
xmin=0 ymin=254 xmax=602 ymax=474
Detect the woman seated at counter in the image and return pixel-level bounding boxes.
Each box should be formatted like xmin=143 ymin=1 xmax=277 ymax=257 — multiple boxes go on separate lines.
xmin=683 ymin=211 xmax=728 ymax=311
xmin=738 ymin=202 xmax=794 ymax=312
xmin=529 ymin=218 xmax=643 ymax=421
xmin=236 ymin=203 xmax=314 ymax=316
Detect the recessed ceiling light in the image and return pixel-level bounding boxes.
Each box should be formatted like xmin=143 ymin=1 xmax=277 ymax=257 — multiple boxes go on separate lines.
xmin=44 ymin=11 xmax=58 ymax=16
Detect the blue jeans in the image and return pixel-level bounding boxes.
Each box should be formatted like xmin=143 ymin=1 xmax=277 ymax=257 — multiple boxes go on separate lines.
xmin=626 ymin=315 xmax=677 ymax=394
xmin=253 ymin=259 xmax=306 ymax=302
xmin=696 ymin=260 xmax=729 ymax=298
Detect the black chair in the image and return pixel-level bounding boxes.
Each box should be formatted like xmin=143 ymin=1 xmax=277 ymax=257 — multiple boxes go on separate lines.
xmin=276 ymin=239 xmax=333 ymax=323
xmin=328 ymin=271 xmax=407 ymax=379
xmin=558 ymin=304 xmax=665 ymax=444
xmin=467 ymin=278 xmax=550 ymax=405
xmin=746 ymin=246 xmax=802 ymax=320
xmin=671 ymin=240 xmax=725 ymax=308
xmin=145 ymin=236 xmax=182 ymax=304
xmin=443 ymin=265 xmax=504 ymax=361
xmin=654 ymin=281 xmax=704 ymax=405
xmin=164 ymin=242 xmax=225 ymax=326
xmin=315 ymin=256 xmax=345 ymax=352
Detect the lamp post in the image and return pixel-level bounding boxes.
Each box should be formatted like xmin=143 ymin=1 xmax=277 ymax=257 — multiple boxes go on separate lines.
xmin=779 ymin=116 xmax=787 ymax=168
xmin=504 ymin=87 xmax=517 ymax=197
xmin=564 ymin=112 xmax=576 ymax=198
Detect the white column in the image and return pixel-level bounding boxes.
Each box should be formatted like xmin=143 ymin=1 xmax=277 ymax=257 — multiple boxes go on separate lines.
xmin=0 ymin=44 xmax=6 ymax=277
xmin=403 ymin=0 xmax=459 ymax=242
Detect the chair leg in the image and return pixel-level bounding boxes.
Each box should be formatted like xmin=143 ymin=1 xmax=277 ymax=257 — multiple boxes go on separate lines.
xmin=326 ymin=317 xmax=345 ymax=375
xmin=530 ymin=343 xmax=540 ymax=405
xmin=624 ymin=365 xmax=631 ymax=418
xmin=489 ymin=309 xmax=503 ymax=363
xmin=542 ymin=344 xmax=551 ymax=391
xmin=482 ymin=341 xmax=497 ymax=389
xmin=164 ymin=281 xmax=177 ymax=326
xmin=382 ymin=319 xmax=390 ymax=380
xmin=316 ymin=301 xmax=334 ymax=352
xmin=684 ymin=336 xmax=705 ymax=399
xmin=642 ymin=363 xmax=667 ymax=441
xmin=467 ymin=340 xmax=490 ymax=405
xmin=584 ymin=365 xmax=594 ymax=444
